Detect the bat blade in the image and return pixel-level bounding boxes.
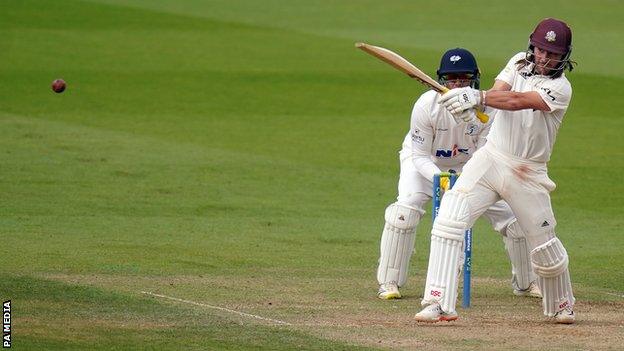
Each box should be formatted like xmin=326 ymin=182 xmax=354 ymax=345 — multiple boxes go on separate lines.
xmin=355 ymin=42 xmax=488 ymax=123
xmin=355 ymin=42 xmax=446 ymax=93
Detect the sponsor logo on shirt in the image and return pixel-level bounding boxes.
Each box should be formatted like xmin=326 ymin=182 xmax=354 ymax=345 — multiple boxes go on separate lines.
xmin=411 ymin=131 xmax=425 ymax=144
xmin=540 ymin=87 xmax=556 ymax=101
xmin=435 ymin=144 xmax=469 ymax=158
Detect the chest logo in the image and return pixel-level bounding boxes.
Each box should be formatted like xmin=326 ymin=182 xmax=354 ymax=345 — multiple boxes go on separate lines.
xmin=435 ymin=144 xmax=469 ymax=158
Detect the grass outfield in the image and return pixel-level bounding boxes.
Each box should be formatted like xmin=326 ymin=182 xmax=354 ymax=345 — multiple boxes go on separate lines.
xmin=1 ymin=0 xmax=623 ymax=349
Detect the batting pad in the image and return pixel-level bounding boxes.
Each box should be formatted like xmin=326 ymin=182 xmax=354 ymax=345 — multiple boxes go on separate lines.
xmin=377 ymin=203 xmax=422 ymax=286
xmin=531 ymin=237 xmax=575 ymax=316
xmin=503 ymin=221 xmax=535 ymax=290
xmin=422 ymin=210 xmax=466 ymax=315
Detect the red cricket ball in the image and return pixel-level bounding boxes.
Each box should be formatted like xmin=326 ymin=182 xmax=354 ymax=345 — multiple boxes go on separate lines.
xmin=51 ymin=79 xmax=66 ymax=93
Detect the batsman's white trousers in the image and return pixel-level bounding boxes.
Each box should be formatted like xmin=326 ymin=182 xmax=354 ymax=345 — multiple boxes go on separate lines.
xmin=380 ymin=149 xmax=536 ymax=291
xmin=444 ymin=143 xmax=557 ymax=247
xmin=396 ymin=149 xmax=517 ymax=236
xmin=426 ymin=143 xmax=574 ymax=315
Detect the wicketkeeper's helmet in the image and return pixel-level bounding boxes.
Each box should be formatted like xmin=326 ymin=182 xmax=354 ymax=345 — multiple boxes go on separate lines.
xmin=437 ymin=48 xmax=480 ymax=89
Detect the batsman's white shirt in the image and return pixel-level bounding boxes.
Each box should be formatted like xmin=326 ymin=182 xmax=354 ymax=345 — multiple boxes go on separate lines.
xmin=488 ymin=52 xmax=572 ymax=162
xmin=450 ymin=52 xmax=573 ymax=238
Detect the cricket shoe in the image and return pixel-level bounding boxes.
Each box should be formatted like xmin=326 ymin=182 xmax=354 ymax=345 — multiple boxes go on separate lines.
xmin=553 ymin=306 xmax=575 ymax=324
xmin=378 ymin=282 xmax=401 ymax=299
xmin=414 ymin=303 xmax=458 ymax=323
xmin=513 ymin=281 xmax=542 ymax=298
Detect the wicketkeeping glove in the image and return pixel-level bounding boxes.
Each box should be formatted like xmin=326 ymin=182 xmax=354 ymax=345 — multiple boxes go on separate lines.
xmin=439 ymin=87 xmax=483 ymax=115
xmin=452 ymin=109 xmax=479 ymax=124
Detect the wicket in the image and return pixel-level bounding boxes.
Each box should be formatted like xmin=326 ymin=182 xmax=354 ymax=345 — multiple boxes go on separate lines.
xmin=433 ymin=172 xmax=472 ymax=308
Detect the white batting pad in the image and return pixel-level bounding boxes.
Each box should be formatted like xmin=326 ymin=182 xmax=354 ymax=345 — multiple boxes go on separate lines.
xmin=422 ymin=190 xmax=469 ymax=313
xmin=503 ymin=220 xmax=535 ymax=290
xmin=377 ymin=203 xmax=422 ymax=286
xmin=437 ymin=189 xmax=471 ymax=224
xmin=531 ymin=237 xmax=575 ymax=316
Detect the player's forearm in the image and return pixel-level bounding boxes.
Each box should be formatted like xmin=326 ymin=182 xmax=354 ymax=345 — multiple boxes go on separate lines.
xmin=484 ymin=90 xmax=546 ymax=111
xmin=412 ymin=155 xmax=441 ymax=182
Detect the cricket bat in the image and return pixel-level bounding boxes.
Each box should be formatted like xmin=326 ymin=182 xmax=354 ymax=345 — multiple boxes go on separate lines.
xmin=355 ymin=42 xmax=489 ymax=123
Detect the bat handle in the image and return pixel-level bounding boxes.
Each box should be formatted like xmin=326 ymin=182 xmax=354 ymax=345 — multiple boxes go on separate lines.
xmin=475 ymin=109 xmax=489 ymax=123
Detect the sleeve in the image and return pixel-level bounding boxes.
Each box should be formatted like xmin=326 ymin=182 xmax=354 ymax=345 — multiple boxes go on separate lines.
xmin=495 ymin=52 xmax=525 ymax=86
xmin=536 ymin=78 xmax=572 ymax=112
xmin=409 ymin=102 xmax=441 ymax=181
xmin=413 ymin=157 xmax=441 ymax=182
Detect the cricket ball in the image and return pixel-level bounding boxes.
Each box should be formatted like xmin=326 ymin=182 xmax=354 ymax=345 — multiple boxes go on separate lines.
xmin=51 ymin=79 xmax=66 ymax=93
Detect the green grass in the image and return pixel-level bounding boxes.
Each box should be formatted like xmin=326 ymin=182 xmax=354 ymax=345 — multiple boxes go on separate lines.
xmin=4 ymin=275 xmax=378 ymax=350
xmin=1 ymin=0 xmax=623 ymax=349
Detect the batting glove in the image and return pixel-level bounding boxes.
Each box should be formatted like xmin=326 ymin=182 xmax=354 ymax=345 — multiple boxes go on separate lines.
xmin=439 ymin=87 xmax=483 ymax=115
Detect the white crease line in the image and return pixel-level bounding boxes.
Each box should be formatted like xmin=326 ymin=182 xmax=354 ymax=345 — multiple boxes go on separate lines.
xmin=141 ymin=291 xmax=292 ymax=326
xmin=605 ymin=292 xmax=624 ymax=298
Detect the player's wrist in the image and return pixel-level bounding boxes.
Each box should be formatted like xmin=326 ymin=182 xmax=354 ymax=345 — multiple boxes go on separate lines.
xmin=478 ymin=90 xmax=486 ymax=107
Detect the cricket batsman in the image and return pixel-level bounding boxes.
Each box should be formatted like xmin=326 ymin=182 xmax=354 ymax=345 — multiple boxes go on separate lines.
xmin=377 ymin=48 xmax=540 ymax=301
xmin=415 ymin=18 xmax=576 ymax=324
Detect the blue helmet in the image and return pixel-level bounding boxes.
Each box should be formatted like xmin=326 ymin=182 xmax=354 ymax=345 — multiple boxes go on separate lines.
xmin=436 ymin=48 xmax=480 ymax=89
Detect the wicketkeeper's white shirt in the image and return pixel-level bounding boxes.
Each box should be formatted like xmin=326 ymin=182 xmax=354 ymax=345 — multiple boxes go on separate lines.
xmin=487 ymin=52 xmax=572 ymax=163
xmin=401 ymin=90 xmax=492 ymax=181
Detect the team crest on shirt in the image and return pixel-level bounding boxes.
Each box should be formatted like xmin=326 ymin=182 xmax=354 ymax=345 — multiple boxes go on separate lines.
xmin=545 ymin=31 xmax=556 ymax=42
xmin=465 ymin=123 xmax=479 ymax=136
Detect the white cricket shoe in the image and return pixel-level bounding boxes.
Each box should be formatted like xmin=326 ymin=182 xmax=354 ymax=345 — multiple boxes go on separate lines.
xmin=414 ymin=303 xmax=458 ymax=323
xmin=378 ymin=282 xmax=401 ymax=299
xmin=553 ymin=306 xmax=575 ymax=324
xmin=513 ymin=281 xmax=542 ymax=298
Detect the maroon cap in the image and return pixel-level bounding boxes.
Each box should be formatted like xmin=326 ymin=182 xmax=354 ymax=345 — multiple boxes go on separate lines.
xmin=529 ymin=18 xmax=572 ymax=54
